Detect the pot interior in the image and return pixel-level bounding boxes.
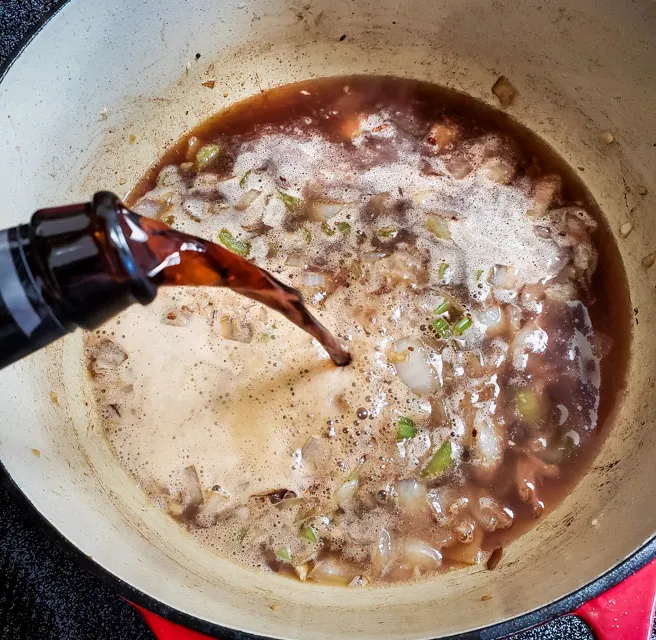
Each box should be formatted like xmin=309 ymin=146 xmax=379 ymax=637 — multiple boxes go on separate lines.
xmin=0 ymin=0 xmax=654 ymax=638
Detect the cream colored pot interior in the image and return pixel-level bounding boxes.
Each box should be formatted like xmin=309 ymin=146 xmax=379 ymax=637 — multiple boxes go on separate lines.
xmin=0 ymin=0 xmax=654 ymax=638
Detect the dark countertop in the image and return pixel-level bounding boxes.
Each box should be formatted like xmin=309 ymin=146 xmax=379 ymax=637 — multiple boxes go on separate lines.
xmin=0 ymin=3 xmax=635 ymax=640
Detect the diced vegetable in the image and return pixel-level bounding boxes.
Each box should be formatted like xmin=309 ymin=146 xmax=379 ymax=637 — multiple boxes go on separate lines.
xmin=430 ymin=316 xmax=451 ymax=339
xmin=371 ymin=528 xmax=393 ymax=577
xmin=235 ymin=189 xmax=261 ymax=211
xmin=300 ymin=526 xmax=318 ymax=543
xmin=421 ymin=441 xmax=453 ymax=478
xmin=239 ymin=169 xmax=252 ymax=187
xmin=392 ymin=337 xmax=440 ymax=395
xmin=397 ymin=479 xmax=428 ymax=513
xmin=279 ymin=191 xmax=302 ymax=212
xmin=195 ymin=144 xmax=222 ymax=172
xmin=336 ymin=221 xmax=351 ymax=235
xmin=294 ymin=564 xmax=309 ymax=581
xmin=515 ymin=388 xmax=542 ymax=422
xmin=313 ymin=202 xmax=345 ymax=221
xmin=308 ymin=558 xmax=356 ymax=585
xmin=433 ymin=300 xmax=449 ymax=315
xmin=401 ymin=539 xmax=442 ymax=571
xmin=475 ymin=269 xmax=485 ymax=281
xmin=411 ymin=190 xmax=432 ymax=206
xmin=89 ymin=339 xmax=127 ymax=375
xmin=396 ymin=416 xmax=418 ymax=440
xmin=321 ymin=222 xmax=336 ymax=236
xmin=275 ymin=546 xmax=292 ymax=562
xmin=490 ymin=264 xmax=518 ymax=289
xmin=425 ymin=215 xmax=451 ymax=240
xmin=285 ymin=253 xmax=304 ymax=267
xmin=218 ymin=228 xmax=251 ymax=257
xmin=303 ymin=227 xmax=312 ymax=244
xmin=437 ymin=263 xmax=450 ymax=281
xmin=303 ymin=271 xmax=327 ymax=287
xmin=453 ymin=316 xmax=473 ymax=336
xmin=376 ymin=227 xmax=399 ymax=239
xmin=181 ymin=465 xmax=203 ymax=508
xmin=334 ymin=477 xmax=359 ymax=507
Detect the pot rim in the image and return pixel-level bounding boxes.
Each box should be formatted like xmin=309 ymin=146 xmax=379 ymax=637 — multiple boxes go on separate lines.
xmin=1 ymin=4 xmax=654 ymax=639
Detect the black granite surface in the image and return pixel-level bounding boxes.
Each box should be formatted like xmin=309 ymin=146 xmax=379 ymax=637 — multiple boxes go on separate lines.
xmin=0 ymin=3 xmax=641 ymax=640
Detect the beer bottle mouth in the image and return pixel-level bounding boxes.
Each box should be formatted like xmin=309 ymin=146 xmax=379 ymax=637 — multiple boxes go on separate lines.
xmin=92 ymin=191 xmax=157 ymax=306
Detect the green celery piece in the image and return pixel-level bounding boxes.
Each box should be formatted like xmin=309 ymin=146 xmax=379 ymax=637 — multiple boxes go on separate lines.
xmin=275 ymin=546 xmax=292 ymax=562
xmin=453 ymin=316 xmax=473 ymax=336
xmin=396 ymin=416 xmax=418 ymax=441
xmin=321 ymin=222 xmax=336 ymax=237
xmin=195 ymin=144 xmax=222 ymax=172
xmin=239 ymin=169 xmax=252 ymax=187
xmin=218 ymin=228 xmax=251 ymax=257
xmin=433 ymin=300 xmax=449 ymax=315
xmin=421 ymin=441 xmax=453 ymax=478
xmin=431 ymin=316 xmax=451 ymax=339
xmin=336 ymin=221 xmax=351 ymax=235
xmin=376 ymin=227 xmax=399 ymax=239
xmin=299 ymin=526 xmax=318 ymax=543
xmin=303 ymin=227 xmax=312 ymax=244
xmin=279 ymin=191 xmax=302 ymax=212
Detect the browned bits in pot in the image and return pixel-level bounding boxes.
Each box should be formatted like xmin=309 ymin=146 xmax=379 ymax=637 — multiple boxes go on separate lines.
xmin=486 ymin=546 xmax=503 ymax=570
xmin=491 ymin=76 xmax=517 ymax=108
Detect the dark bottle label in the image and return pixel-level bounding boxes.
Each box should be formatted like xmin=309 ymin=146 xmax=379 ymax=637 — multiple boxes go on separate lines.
xmin=0 ymin=227 xmax=68 ymax=369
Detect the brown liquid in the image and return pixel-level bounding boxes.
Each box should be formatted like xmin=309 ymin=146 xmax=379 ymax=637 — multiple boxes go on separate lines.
xmin=118 ymin=209 xmax=350 ymax=366
xmin=106 ymin=75 xmax=632 ymax=583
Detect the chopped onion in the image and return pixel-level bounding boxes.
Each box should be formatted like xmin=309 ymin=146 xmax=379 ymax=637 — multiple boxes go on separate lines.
xmin=133 ymin=198 xmax=168 ymax=218
xmin=490 ymin=265 xmax=518 ymax=289
xmin=334 ymin=477 xmax=358 ymax=507
xmin=181 ymin=465 xmax=203 ymax=508
xmin=397 ymin=479 xmax=428 ymax=513
xmin=235 ymin=189 xmax=262 ymax=211
xmin=411 ymin=190 xmax=433 ymax=206
xmin=294 ymin=564 xmax=309 ymax=581
xmin=196 ymin=492 xmax=231 ymax=527
xmin=425 ymin=215 xmax=451 ymax=240
xmin=303 ymin=271 xmax=327 ymax=287
xmin=371 ymin=528 xmax=393 ymax=577
xmin=477 ymin=306 xmax=505 ymax=334
xmin=479 ymin=158 xmax=515 ymax=184
xmin=301 ymin=436 xmax=322 ymax=463
xmin=512 ymin=321 xmax=548 ymax=370
xmin=401 ymin=538 xmax=442 ymax=570
xmin=183 ymin=197 xmax=213 ymax=222
xmin=446 ymin=156 xmax=472 ymax=179
xmin=361 ymin=251 xmax=388 ymax=263
xmin=470 ymin=495 xmax=514 ymax=533
xmin=220 ymin=315 xmax=253 ymax=344
xmin=308 ymin=557 xmax=356 ymax=585
xmin=470 ymin=411 xmax=503 ymax=471
xmin=285 ymin=253 xmax=305 ymax=268
xmin=391 ymin=337 xmax=440 ymax=395
xmin=89 ymin=339 xmax=127 ymax=374
xmin=312 ymin=202 xmax=345 ymax=221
